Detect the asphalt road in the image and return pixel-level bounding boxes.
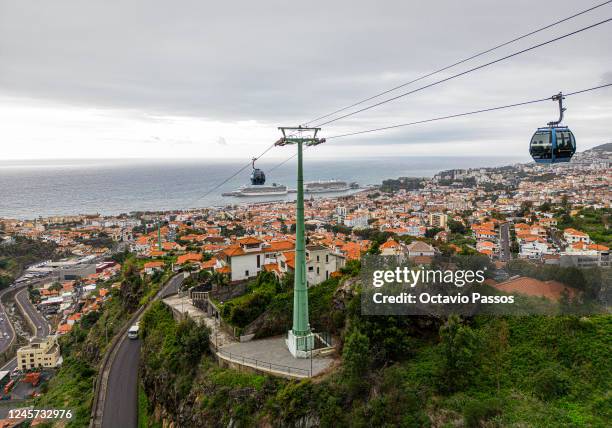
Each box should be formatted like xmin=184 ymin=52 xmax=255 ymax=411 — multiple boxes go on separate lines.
xmin=15 ymin=288 xmax=50 ymax=337
xmin=100 ymin=274 xmax=183 ymax=428
xmin=0 ymin=278 xmax=51 ymax=372
xmin=0 ymin=286 xmax=19 ymax=356
xmin=102 ymin=338 xmax=140 ymax=428
xmin=499 ymin=222 xmax=512 ymax=262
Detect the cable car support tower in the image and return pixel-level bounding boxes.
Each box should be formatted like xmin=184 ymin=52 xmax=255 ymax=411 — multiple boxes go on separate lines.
xmin=275 ymin=126 xmax=325 ymax=358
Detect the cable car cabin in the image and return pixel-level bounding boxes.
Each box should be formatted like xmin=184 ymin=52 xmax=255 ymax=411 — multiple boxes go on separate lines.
xmin=529 ymin=126 xmax=576 ymax=164
xmin=250 ymin=168 xmax=266 ymax=185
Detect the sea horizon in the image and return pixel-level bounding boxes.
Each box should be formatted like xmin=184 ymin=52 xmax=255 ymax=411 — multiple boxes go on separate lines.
xmin=0 ymin=155 xmax=528 ymax=219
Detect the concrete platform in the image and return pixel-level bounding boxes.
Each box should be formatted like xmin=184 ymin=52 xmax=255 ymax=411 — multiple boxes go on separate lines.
xmin=220 ymin=336 xmax=334 ymax=377
xmin=163 ymin=295 xmax=335 ymax=378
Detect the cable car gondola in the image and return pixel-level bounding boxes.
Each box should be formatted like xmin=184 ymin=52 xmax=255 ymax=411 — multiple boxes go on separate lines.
xmin=250 ymin=157 xmax=266 ymax=185
xmin=529 ymin=92 xmax=576 ymax=164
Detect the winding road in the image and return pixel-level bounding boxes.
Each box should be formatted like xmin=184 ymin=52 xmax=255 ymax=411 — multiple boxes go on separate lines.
xmin=97 ymin=274 xmax=183 ymax=428
xmin=0 ymin=278 xmax=51 ymax=372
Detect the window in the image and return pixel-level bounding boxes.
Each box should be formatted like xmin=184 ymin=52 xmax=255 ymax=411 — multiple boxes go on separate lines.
xmin=555 ymin=130 xmax=575 ymax=158
xmin=245 ymin=270 xmax=249 ymax=277
xmin=256 ymin=255 xmax=261 ymax=268
xmin=316 ymin=255 xmax=320 ymax=262
xmin=326 ymin=255 xmax=329 ymax=263
xmin=316 ymin=267 xmax=320 ymax=275
xmin=530 ymin=131 xmax=551 ymax=159
xmin=308 ymin=266 xmax=314 ymax=272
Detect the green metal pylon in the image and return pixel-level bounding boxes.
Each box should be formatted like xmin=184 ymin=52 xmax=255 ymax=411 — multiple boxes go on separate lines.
xmin=293 ymin=140 xmax=309 ymax=335
xmin=276 ymin=126 xmax=325 ymax=355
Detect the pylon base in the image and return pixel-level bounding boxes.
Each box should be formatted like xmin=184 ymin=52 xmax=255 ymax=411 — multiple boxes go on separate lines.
xmin=286 ymin=329 xmax=314 ymax=358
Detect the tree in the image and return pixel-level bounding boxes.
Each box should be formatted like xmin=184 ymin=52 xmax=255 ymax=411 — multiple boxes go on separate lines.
xmin=448 ymin=219 xmax=466 ymax=235
xmin=120 ymin=262 xmax=145 ymax=312
xmin=48 ymin=282 xmax=62 ymax=292
xmin=342 ymin=328 xmax=371 ymax=393
xmin=425 ymin=227 xmax=443 ymax=238
xmin=367 ymin=241 xmax=381 ymax=255
xmin=439 ymin=315 xmax=481 ymax=393
xmin=210 ymin=271 xmax=229 ymax=288
xmin=487 ymin=319 xmax=510 ymax=392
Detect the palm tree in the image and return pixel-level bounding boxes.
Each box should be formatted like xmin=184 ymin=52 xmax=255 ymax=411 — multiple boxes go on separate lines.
xmin=210 ymin=271 xmax=229 ymax=288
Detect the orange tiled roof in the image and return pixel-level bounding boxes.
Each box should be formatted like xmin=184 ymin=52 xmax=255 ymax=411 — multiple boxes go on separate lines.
xmin=380 ymin=239 xmax=400 ymax=249
xmin=201 ymin=258 xmax=217 ymax=269
xmin=217 ymin=266 xmax=231 ymax=274
xmin=176 ymin=253 xmax=203 ymax=265
xmin=144 ymin=261 xmax=165 ymax=269
xmin=564 ymin=228 xmax=588 ymax=237
xmin=494 ymin=276 xmax=577 ymax=301
xmin=222 ymin=244 xmax=245 ymax=257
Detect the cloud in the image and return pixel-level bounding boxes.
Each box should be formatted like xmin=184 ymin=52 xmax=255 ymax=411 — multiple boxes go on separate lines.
xmin=0 ymin=0 xmax=610 ymax=159
xmin=217 ymin=137 xmax=228 ymax=146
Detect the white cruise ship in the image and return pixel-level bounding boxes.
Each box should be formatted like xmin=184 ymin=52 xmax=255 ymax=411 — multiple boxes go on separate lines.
xmin=304 ymin=180 xmax=354 ymax=193
xmin=224 ymin=183 xmax=288 ymax=197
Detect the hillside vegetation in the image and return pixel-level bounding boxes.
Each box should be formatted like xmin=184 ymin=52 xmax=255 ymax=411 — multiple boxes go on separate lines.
xmin=0 ymin=236 xmax=58 ymax=289
xmin=140 ymin=265 xmax=611 ymax=427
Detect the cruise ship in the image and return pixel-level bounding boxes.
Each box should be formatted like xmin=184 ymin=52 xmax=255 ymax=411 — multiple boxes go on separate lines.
xmin=223 ymin=183 xmax=288 ymax=197
xmin=222 ymin=158 xmax=288 ymax=197
xmin=304 ymin=180 xmax=357 ymax=193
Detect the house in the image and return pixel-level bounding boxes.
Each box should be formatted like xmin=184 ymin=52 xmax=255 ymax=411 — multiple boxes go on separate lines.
xmin=379 ymin=239 xmax=403 ymax=257
xmin=16 ymin=336 xmax=62 ymax=371
xmin=344 ymin=212 xmax=369 ymax=229
xmin=277 ymin=245 xmax=345 ymax=286
xmin=477 ymin=241 xmax=498 ymax=257
xmin=406 ymin=241 xmax=435 ymax=258
xmin=305 ymin=245 xmax=345 ymax=285
xmin=219 ymin=237 xmax=294 ymax=282
xmin=174 ymin=253 xmax=203 ymax=270
xmin=519 ymin=240 xmax=551 ymax=259
xmin=143 ymin=261 xmax=165 ymax=275
xmin=473 ymin=226 xmax=498 ymax=241
xmin=563 ymin=228 xmax=590 ymax=245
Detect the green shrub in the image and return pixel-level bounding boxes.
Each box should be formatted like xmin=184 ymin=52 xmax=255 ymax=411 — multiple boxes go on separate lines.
xmin=533 ymin=366 xmax=570 ymax=401
xmin=463 ymin=398 xmax=502 ymax=427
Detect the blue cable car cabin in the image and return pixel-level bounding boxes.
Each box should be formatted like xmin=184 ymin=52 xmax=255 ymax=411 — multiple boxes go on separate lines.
xmin=529 ymin=126 xmax=576 ymax=163
xmin=529 ymin=92 xmax=576 ymax=164
xmin=250 ymin=157 xmax=266 ymax=185
xmin=250 ymin=168 xmax=266 ymax=185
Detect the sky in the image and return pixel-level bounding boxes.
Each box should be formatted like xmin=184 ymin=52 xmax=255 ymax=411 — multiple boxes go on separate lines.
xmin=0 ymin=0 xmax=611 ymax=161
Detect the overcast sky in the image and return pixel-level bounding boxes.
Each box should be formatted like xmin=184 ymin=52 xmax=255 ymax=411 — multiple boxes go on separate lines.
xmin=1 ymin=0 xmax=611 ymax=161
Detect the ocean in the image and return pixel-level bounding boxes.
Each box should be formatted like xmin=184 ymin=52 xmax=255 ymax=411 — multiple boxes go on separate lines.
xmin=0 ymin=155 xmax=527 ymax=219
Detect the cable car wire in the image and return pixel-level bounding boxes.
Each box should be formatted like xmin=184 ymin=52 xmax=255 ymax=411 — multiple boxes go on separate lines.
xmin=303 ymin=0 xmax=612 ymax=126
xmin=267 ymin=83 xmax=611 ymax=170
xmin=312 ymin=18 xmax=612 ymax=128
xmin=318 ymin=82 xmax=611 ymax=140
xmin=192 ymin=143 xmax=276 ymax=204
xmin=193 ymin=13 xmax=612 ymax=203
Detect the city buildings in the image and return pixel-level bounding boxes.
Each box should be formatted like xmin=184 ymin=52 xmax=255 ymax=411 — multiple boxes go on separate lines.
xmin=17 ymin=336 xmax=62 ymax=371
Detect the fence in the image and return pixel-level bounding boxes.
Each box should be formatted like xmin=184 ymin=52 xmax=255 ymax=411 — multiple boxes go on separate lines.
xmin=216 ymin=348 xmax=311 ymax=378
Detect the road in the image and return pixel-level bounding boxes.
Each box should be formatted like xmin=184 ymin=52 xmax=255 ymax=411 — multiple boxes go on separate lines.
xmin=499 ymin=222 xmax=512 ymax=262
xmin=0 ymin=278 xmax=52 ymax=372
xmin=15 ymin=288 xmax=50 ymax=338
xmin=100 ymin=274 xmax=183 ymax=428
xmin=0 ymin=285 xmax=20 ymax=356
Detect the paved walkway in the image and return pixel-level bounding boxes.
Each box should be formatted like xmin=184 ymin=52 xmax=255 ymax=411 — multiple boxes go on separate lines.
xmin=163 ymin=295 xmax=335 ymax=377
xmin=163 ymin=294 xmax=235 ymax=347
xmin=220 ymin=336 xmax=334 ymax=377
